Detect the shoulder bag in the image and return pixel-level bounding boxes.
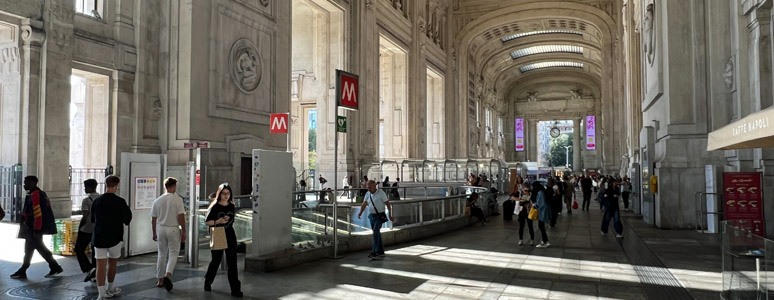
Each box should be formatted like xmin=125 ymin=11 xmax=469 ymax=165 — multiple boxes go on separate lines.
xmin=369 ymin=193 xmax=389 ymax=223
xmin=210 ymin=226 xmax=228 ymax=250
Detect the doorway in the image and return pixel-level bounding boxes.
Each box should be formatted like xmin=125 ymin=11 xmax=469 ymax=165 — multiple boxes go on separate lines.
xmin=69 ymin=69 xmax=110 ymax=212
xmin=537 ymin=120 xmax=575 ymax=168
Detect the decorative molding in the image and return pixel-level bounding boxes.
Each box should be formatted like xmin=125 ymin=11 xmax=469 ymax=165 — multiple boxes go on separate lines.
xmin=643 ymin=0 xmax=655 ymax=66
xmin=724 ymin=55 xmax=735 ymax=91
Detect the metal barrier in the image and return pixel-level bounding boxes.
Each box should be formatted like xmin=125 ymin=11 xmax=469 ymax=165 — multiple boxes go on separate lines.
xmin=69 ymin=166 xmax=112 ymax=213
xmin=695 ymin=191 xmax=723 ymax=233
xmin=0 ymin=164 xmax=23 ymax=223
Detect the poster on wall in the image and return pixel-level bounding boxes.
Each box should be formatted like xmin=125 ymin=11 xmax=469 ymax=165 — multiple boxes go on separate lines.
xmin=586 ymin=115 xmax=596 ymax=150
xmin=133 ymin=177 xmax=158 ymax=210
xmin=723 ymin=172 xmax=765 ymax=236
xmin=515 ymin=118 xmax=525 ymax=151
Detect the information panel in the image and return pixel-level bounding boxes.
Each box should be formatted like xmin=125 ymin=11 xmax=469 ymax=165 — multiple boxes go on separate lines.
xmin=723 ymin=172 xmax=765 ymax=236
xmin=515 ymin=118 xmax=525 ymax=151
xmin=133 ymin=176 xmax=158 ymax=210
xmin=586 ymin=115 xmax=596 ymax=150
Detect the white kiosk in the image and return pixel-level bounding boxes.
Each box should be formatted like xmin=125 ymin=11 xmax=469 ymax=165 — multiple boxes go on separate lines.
xmin=250 ymin=149 xmax=293 ymax=256
xmin=120 ymin=153 xmax=166 ymax=257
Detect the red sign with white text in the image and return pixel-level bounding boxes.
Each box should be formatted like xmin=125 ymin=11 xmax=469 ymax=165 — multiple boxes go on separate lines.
xmin=270 ymin=113 xmax=289 ymax=133
xmin=723 ymin=172 xmax=765 ymax=236
xmin=336 ymin=70 xmax=359 ymax=110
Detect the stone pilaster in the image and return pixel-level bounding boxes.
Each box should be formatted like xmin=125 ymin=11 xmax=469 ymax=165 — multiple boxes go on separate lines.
xmin=573 ymin=118 xmax=581 ymax=172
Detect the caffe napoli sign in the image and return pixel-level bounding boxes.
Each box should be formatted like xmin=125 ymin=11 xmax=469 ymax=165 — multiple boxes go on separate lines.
xmin=732 ymin=117 xmax=770 ymax=137
xmin=708 ymin=107 xmax=774 ymax=151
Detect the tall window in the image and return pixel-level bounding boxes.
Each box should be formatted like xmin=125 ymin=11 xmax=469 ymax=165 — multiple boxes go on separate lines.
xmin=75 ymin=0 xmax=102 ymax=18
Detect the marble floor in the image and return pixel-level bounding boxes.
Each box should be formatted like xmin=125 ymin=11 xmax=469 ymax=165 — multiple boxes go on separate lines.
xmin=0 ymin=196 xmax=721 ymax=299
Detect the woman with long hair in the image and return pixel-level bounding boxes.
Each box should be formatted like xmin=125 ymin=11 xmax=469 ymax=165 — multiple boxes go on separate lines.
xmin=531 ymin=181 xmax=550 ymax=248
xmin=516 ymin=187 xmax=534 ymax=245
xmin=203 ymin=183 xmax=242 ymax=297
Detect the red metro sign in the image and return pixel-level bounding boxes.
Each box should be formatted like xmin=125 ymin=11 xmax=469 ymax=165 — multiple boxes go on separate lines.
xmin=336 ymin=70 xmax=359 ymax=110
xmin=270 ymin=113 xmax=289 ymax=134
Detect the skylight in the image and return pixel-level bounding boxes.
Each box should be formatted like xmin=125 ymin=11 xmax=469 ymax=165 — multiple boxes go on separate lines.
xmin=520 ymin=62 xmax=584 ymax=73
xmin=510 ymin=45 xmax=583 ymax=59
xmin=501 ymin=30 xmax=583 ymax=43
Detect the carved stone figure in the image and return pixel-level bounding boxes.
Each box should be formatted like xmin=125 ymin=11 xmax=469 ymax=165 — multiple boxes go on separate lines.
xmin=527 ymin=91 xmax=538 ymax=102
xmin=724 ymin=56 xmax=735 ymax=90
xmin=643 ymin=2 xmax=655 ymax=65
xmin=259 ymin=0 xmax=269 ymax=7
xmin=229 ymin=38 xmax=262 ymax=94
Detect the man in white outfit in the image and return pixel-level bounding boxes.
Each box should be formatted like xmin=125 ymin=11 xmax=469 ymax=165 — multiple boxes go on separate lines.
xmin=150 ymin=177 xmax=186 ymax=291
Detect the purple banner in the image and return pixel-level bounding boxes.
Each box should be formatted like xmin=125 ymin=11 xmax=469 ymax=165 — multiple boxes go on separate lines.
xmin=586 ymin=116 xmax=596 ymax=150
xmin=515 ymin=119 xmax=525 ymax=151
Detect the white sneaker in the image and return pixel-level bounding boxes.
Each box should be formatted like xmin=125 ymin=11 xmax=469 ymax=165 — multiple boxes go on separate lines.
xmin=518 ymin=240 xmax=523 ymax=245
xmin=536 ymin=242 xmax=549 ymax=248
xmin=615 ymin=234 xmax=623 ymax=238
xmin=106 ymin=287 xmax=121 ymax=298
xmin=601 ymin=231 xmax=606 ymax=236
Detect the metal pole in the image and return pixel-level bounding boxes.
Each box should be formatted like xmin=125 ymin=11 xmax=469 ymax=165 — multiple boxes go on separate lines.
xmin=188 ymin=149 xmax=200 ymax=268
xmin=332 ymin=110 xmax=341 ymax=258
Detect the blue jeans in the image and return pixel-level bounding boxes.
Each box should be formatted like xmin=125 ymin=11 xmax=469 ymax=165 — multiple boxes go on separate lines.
xmin=601 ymin=206 xmax=623 ymax=235
xmin=368 ymin=214 xmax=385 ymax=255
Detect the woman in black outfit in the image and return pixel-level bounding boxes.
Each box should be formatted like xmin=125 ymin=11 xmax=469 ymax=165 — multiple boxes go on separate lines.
xmin=204 ymin=183 xmax=242 ymax=297
xmin=516 ymin=187 xmax=535 ymax=245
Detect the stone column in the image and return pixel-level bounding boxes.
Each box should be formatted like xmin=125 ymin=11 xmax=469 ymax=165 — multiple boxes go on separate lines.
xmin=748 ymin=5 xmax=773 ymax=111
xmin=527 ymin=119 xmax=538 ymax=162
xmin=38 ymin=0 xmax=75 ymax=217
xmin=573 ymin=118 xmax=582 ymax=172
xmin=19 ymin=21 xmax=45 ymax=178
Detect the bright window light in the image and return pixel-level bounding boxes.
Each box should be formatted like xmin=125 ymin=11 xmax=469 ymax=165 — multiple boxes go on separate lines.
xmin=501 ymin=30 xmax=582 ymax=43
xmin=520 ymin=61 xmax=584 ymax=73
xmin=510 ymin=45 xmax=583 ymax=59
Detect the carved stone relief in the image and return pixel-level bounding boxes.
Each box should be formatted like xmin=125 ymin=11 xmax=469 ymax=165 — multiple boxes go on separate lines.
xmin=643 ymin=1 xmax=655 ymax=66
xmin=259 ymin=0 xmax=269 ymax=7
xmin=724 ymin=56 xmax=735 ymax=91
xmin=151 ymin=98 xmax=162 ymax=120
xmin=229 ymin=38 xmax=262 ymax=94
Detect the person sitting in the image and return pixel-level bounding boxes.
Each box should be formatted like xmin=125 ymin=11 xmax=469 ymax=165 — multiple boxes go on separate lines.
xmin=466 ymin=192 xmax=487 ymax=226
xmin=486 ymin=187 xmax=499 ymax=216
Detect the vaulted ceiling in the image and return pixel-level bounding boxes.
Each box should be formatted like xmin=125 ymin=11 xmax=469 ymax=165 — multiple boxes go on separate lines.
xmin=455 ymin=0 xmax=617 ymax=105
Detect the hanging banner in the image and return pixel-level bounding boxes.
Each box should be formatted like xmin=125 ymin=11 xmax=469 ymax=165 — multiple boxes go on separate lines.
xmin=586 ymin=115 xmax=596 ymax=150
xmin=515 ymin=118 xmax=525 ymax=151
xmin=723 ymin=172 xmax=765 ymax=236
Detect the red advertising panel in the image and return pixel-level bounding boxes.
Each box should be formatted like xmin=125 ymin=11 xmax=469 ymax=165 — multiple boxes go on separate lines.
xmin=270 ymin=113 xmax=289 ymax=134
xmin=723 ymin=172 xmax=765 ymax=236
xmin=336 ymin=69 xmax=359 ymax=110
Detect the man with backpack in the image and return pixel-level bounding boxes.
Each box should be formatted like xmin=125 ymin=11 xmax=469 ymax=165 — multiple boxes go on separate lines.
xmin=75 ymin=179 xmax=100 ymax=282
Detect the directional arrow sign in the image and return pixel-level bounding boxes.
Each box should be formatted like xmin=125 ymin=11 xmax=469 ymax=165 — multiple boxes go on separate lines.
xmin=336 ymin=70 xmax=359 ymax=110
xmin=336 ymin=116 xmax=347 ymax=133
xmin=270 ymin=113 xmax=289 ymax=134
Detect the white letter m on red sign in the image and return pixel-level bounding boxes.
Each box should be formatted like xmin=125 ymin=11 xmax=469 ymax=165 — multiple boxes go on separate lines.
xmin=342 ymin=81 xmax=357 ymax=104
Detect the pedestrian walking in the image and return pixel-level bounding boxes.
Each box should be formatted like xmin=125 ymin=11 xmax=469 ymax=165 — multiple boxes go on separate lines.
xmin=75 ymin=179 xmax=100 ymax=282
xmin=621 ymin=177 xmax=632 ymax=210
xmin=547 ymin=178 xmax=563 ymax=227
xmin=10 ymin=176 xmax=63 ymax=279
xmin=532 ymin=181 xmax=551 ymax=248
xmin=151 ymin=177 xmax=186 ymax=291
xmin=357 ymin=180 xmax=395 ymax=259
xmin=580 ymin=175 xmax=593 ymax=211
xmin=601 ymin=181 xmax=624 ymax=238
xmin=204 ymin=183 xmax=242 ymax=297
xmin=91 ymin=175 xmax=133 ymax=300
xmin=562 ymin=176 xmax=574 ymax=214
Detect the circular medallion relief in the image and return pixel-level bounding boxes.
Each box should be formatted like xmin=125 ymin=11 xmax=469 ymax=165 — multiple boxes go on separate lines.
xmin=229 ymin=38 xmax=262 ymax=94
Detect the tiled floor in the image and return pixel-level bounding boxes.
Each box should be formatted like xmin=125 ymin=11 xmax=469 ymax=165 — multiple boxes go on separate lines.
xmin=0 ymin=195 xmax=721 ymax=299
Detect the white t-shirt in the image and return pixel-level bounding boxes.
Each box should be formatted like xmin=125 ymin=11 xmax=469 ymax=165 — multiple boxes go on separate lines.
xmin=150 ymin=193 xmax=185 ymax=227
xmin=365 ymin=189 xmax=389 ymax=214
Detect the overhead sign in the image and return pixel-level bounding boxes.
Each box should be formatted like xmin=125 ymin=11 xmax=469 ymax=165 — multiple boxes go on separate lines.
xmin=515 ymin=118 xmax=524 ymax=151
xmin=184 ymin=142 xmax=195 ymax=149
xmin=336 ymin=70 xmax=359 ymax=110
xmin=270 ymin=113 xmax=289 ymax=133
xmin=197 ymin=141 xmax=209 ymax=148
xmin=723 ymin=172 xmax=765 ymax=236
xmin=336 ymin=116 xmax=347 ymax=133
xmin=586 ymin=115 xmax=596 ymax=150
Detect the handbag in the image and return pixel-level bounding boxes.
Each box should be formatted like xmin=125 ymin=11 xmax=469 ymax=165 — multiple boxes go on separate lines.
xmin=572 ymin=201 xmax=579 ymax=209
xmin=209 ymin=226 xmax=228 ymax=250
xmin=369 ymin=194 xmax=389 ymax=223
xmin=528 ymin=208 xmax=538 ymax=220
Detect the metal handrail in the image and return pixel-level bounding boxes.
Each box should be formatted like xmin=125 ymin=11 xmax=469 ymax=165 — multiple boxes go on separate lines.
xmin=695 ymin=191 xmax=723 ymax=233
